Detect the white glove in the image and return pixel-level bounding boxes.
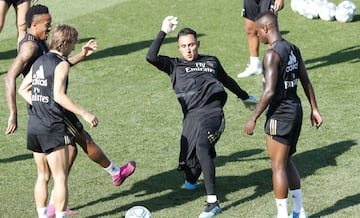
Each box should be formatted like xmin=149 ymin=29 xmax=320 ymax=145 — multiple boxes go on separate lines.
xmin=243 ymin=96 xmax=258 ymax=111
xmin=161 ymin=16 xmax=178 ymax=34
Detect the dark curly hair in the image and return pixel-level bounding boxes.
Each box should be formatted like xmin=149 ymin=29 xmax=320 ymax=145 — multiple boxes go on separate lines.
xmin=25 ymin=4 xmax=49 ymax=28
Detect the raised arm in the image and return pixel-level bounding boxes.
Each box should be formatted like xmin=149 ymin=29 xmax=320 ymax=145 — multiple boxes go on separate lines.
xmin=67 ymin=39 xmax=97 ymax=66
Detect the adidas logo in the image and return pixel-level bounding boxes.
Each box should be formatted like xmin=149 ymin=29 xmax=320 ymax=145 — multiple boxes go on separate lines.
xmin=286 ymin=50 xmax=298 ymax=72
xmin=32 ymin=65 xmax=47 ymax=86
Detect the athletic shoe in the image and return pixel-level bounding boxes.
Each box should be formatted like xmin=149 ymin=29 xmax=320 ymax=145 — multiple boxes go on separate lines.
xmin=198 ymin=201 xmax=222 ymax=218
xmin=112 ymin=161 xmax=136 ymax=186
xmin=46 ymin=204 xmax=78 ymax=217
xmin=184 ymin=180 xmax=198 ymax=190
xmin=237 ymin=64 xmax=263 ymax=78
xmin=289 ymin=209 xmax=308 ymax=218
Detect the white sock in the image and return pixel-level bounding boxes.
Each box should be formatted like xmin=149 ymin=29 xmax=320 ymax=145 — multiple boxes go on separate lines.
xmin=55 ymin=211 xmax=67 ymax=218
xmin=249 ymin=56 xmax=261 ymax=67
xmin=290 ymin=189 xmax=303 ymax=213
xmin=36 ymin=207 xmax=47 ymax=218
xmin=104 ymin=162 xmax=120 ymax=176
xmin=207 ymin=195 xmax=217 ymax=203
xmin=275 ymin=198 xmax=288 ymax=218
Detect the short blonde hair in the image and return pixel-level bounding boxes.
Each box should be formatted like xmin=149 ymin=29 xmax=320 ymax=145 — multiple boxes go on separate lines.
xmin=49 ymin=24 xmax=79 ymax=53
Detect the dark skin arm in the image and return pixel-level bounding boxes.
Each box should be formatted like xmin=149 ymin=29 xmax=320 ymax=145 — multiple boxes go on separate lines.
xmin=4 ymin=41 xmax=38 ymax=134
xmin=244 ymin=49 xmax=279 ymax=135
xmin=297 ymin=55 xmax=323 ymax=128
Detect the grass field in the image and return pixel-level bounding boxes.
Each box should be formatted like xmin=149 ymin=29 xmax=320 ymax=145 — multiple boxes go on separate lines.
xmin=0 ymin=0 xmax=360 ymax=217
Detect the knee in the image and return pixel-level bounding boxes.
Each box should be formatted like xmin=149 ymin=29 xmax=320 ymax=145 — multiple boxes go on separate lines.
xmin=37 ymin=171 xmax=51 ymax=183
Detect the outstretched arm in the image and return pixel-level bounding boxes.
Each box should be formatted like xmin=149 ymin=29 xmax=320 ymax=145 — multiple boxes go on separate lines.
xmin=67 ymin=39 xmax=97 ymax=66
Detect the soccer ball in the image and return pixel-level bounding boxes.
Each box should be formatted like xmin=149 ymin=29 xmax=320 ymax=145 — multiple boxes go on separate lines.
xmin=125 ymin=206 xmax=152 ymax=218
xmin=303 ymin=0 xmax=320 ymax=19
xmin=318 ymin=2 xmax=337 ymax=21
xmin=335 ymin=1 xmax=357 ymax=22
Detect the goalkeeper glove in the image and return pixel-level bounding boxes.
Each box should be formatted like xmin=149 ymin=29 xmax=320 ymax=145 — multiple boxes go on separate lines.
xmin=161 ymin=16 xmax=178 ymax=34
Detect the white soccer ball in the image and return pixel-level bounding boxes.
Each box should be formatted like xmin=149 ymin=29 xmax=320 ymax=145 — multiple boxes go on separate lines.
xmin=303 ymin=0 xmax=320 ymax=19
xmin=291 ymin=0 xmax=302 ymax=13
xmin=335 ymin=0 xmax=357 ymax=22
xmin=125 ymin=206 xmax=152 ymax=218
xmin=319 ymin=2 xmax=337 ymax=21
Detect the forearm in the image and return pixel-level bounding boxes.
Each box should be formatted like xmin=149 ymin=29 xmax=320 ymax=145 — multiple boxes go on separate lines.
xmin=67 ymin=52 xmax=85 ymax=66
xmin=4 ymin=75 xmax=18 ymax=115
xmin=146 ymin=31 xmax=166 ymax=63
xmin=55 ymin=95 xmax=87 ymax=117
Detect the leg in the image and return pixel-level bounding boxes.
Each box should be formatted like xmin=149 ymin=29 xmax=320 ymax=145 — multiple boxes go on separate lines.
xmin=266 ymin=135 xmax=289 ymax=218
xmin=46 ymin=145 xmax=69 ymax=213
xmin=237 ymin=17 xmax=262 ymax=78
xmin=244 ymin=18 xmax=259 ymax=58
xmin=76 ymin=130 xmax=135 ymax=186
xmin=75 ymin=129 xmax=110 ymax=168
xmin=14 ymin=0 xmax=31 ymax=43
xmin=0 ymin=1 xmax=9 ymax=33
xmin=33 ymin=152 xmax=51 ymax=209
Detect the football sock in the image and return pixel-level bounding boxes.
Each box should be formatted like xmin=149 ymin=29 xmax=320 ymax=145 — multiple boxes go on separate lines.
xmin=104 ymin=162 xmax=120 ymax=176
xmin=207 ymin=195 xmax=217 ymax=204
xmin=55 ymin=211 xmax=67 ymax=218
xmin=36 ymin=207 xmax=47 ymax=218
xmin=275 ymin=198 xmax=288 ymax=218
xmin=249 ymin=56 xmax=261 ymax=67
xmin=290 ymin=189 xmax=303 ymax=213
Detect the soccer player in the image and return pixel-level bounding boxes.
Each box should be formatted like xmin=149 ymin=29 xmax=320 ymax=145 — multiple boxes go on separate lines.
xmin=0 ymin=0 xmax=36 ymax=43
xmin=237 ymin=0 xmax=284 ymax=78
xmin=18 ymin=24 xmax=97 ymax=218
xmin=244 ymin=11 xmax=323 ymax=218
xmin=146 ymin=16 xmax=258 ymax=218
xmin=4 ymin=4 xmax=136 ymax=216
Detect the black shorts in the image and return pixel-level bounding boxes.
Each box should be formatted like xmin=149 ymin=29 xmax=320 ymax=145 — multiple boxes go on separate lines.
xmin=27 ymin=133 xmax=75 ymax=154
xmin=264 ymin=117 xmax=302 ymax=155
xmin=64 ymin=110 xmax=83 ymax=138
xmin=1 ymin=0 xmax=28 ymax=7
xmin=179 ymin=102 xmax=225 ymax=168
xmin=242 ymin=0 xmax=275 ymax=21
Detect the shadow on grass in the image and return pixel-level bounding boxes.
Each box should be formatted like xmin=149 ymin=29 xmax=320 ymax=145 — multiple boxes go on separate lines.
xmin=310 ymin=193 xmax=360 ymax=218
xmin=77 ymin=139 xmax=357 ymax=217
xmin=85 ymin=34 xmax=205 ymax=62
xmin=305 ymin=45 xmax=360 ymax=70
xmin=0 ymin=153 xmax=32 ymax=163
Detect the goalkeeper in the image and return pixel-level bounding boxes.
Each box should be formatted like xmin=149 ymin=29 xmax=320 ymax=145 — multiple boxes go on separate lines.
xmin=146 ymin=16 xmax=258 ymax=218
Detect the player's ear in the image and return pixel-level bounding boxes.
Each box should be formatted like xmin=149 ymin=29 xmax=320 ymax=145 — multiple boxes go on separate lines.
xmin=197 ymin=41 xmax=200 ymax=48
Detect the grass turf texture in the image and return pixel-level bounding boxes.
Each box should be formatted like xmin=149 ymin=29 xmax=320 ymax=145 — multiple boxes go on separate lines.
xmin=0 ymin=0 xmax=359 ymax=217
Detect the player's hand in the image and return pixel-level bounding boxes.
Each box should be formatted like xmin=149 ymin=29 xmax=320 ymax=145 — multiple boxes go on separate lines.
xmin=81 ymin=39 xmax=97 ymax=57
xmin=273 ymin=0 xmax=285 ymax=12
xmin=161 ymin=16 xmax=178 ymax=34
xmin=311 ymin=109 xmax=323 ymax=129
xmin=5 ymin=114 xmax=17 ymax=134
xmin=82 ymin=112 xmax=98 ymax=128
xmin=244 ymin=119 xmax=256 ymax=135
xmin=243 ymin=96 xmax=258 ymax=111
